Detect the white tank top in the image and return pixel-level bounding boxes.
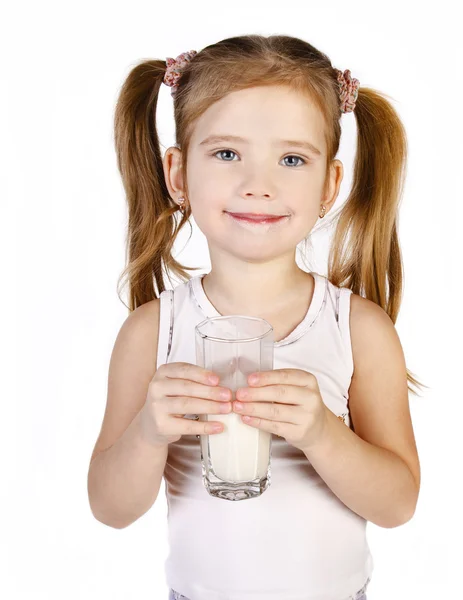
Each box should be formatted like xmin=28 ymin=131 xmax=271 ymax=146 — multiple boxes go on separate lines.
xmin=157 ymin=272 xmax=374 ymax=600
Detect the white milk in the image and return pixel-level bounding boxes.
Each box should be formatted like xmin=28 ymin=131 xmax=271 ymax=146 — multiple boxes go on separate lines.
xmin=200 ymin=365 xmax=272 ymax=483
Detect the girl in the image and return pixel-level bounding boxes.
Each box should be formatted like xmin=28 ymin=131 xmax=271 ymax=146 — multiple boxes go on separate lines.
xmin=88 ymin=34 xmax=425 ymax=600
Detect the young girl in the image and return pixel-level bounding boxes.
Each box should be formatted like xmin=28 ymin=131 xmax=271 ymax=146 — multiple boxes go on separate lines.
xmin=88 ymin=34 xmax=424 ymax=600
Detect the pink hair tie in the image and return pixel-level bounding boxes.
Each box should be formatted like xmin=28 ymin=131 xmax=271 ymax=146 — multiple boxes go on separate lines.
xmin=163 ymin=50 xmax=360 ymax=113
xmin=334 ymin=68 xmax=360 ymax=113
xmin=163 ymin=50 xmax=198 ymax=98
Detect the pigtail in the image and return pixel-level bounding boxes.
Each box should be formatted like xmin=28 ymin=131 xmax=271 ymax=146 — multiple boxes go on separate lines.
xmin=326 ymin=87 xmax=427 ymax=396
xmin=113 ymin=59 xmax=197 ymax=312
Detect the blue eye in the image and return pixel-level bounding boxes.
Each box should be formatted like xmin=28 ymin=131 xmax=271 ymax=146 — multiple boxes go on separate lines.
xmin=283 ymin=155 xmax=306 ymax=167
xmin=211 ymin=149 xmax=306 ymax=167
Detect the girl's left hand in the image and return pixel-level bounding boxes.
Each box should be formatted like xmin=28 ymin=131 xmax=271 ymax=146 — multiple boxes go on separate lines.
xmin=233 ymin=368 xmax=328 ymax=453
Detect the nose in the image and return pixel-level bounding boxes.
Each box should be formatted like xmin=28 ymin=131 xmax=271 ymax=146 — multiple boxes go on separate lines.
xmin=238 ymin=166 xmax=277 ymax=201
xmin=244 ymin=191 xmax=271 ymax=199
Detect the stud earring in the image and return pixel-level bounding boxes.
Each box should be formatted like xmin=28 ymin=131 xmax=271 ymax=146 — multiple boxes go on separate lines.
xmin=319 ymin=205 xmax=326 ymax=218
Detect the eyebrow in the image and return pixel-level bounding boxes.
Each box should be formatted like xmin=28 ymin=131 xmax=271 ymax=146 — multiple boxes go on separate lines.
xmin=198 ymin=134 xmax=322 ymax=157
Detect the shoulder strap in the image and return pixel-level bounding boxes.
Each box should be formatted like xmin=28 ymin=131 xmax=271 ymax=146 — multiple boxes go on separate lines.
xmin=337 ymin=287 xmax=354 ymax=376
xmin=156 ymin=289 xmax=174 ymax=370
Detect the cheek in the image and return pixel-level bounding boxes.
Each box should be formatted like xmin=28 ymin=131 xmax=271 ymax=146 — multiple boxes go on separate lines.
xmin=290 ymin=211 xmax=320 ymax=242
xmin=187 ymin=194 xmax=227 ymax=239
xmin=187 ymin=171 xmax=233 ymax=222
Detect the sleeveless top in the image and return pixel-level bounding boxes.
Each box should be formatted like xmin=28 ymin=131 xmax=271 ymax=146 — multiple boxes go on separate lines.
xmin=156 ymin=272 xmax=374 ymax=600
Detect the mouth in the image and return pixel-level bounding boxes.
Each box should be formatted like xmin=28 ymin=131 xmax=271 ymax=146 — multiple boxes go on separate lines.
xmin=224 ymin=211 xmax=290 ymax=225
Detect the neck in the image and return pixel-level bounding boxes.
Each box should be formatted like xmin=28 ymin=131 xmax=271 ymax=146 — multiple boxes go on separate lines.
xmin=201 ymin=262 xmax=313 ymax=317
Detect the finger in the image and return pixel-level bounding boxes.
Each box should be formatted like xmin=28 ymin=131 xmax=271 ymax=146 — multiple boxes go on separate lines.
xmin=168 ymin=396 xmax=232 ymax=417
xmin=159 ymin=372 xmax=232 ymax=403
xmin=248 ymin=368 xmax=314 ymax=388
xmin=170 ymin=414 xmax=226 ymax=436
xmin=234 ymin=400 xmax=299 ymax=424
xmin=171 ymin=378 xmax=232 ymax=402
xmin=239 ymin=413 xmax=292 ymax=437
xmin=160 ymin=361 xmax=221 ymax=386
xmin=237 ymin=384 xmax=305 ymax=405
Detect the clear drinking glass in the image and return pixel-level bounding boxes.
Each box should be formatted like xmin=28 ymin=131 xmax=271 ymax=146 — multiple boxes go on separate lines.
xmin=195 ymin=315 xmax=274 ymax=501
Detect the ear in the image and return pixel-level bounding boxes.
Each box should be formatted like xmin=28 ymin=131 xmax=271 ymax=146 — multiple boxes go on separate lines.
xmin=323 ymin=159 xmax=344 ymax=214
xmin=162 ymin=146 xmax=185 ymax=201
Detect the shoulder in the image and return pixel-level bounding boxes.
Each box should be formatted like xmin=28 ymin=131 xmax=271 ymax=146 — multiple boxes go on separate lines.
xmin=116 ymin=298 xmax=162 ymax=367
xmin=122 ymin=297 xmax=161 ymax=334
xmin=349 ymin=291 xmax=392 ymax=323
xmin=128 ymin=297 xmax=161 ymax=324
xmin=348 ymin=292 xmax=404 ymax=372
xmin=349 ymin=292 xmax=398 ymax=341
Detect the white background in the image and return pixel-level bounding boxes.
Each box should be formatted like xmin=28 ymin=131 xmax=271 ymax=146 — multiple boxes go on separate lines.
xmin=4 ymin=0 xmax=463 ymax=598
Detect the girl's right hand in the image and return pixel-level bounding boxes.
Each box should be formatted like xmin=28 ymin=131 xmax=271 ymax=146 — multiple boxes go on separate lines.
xmin=139 ymin=362 xmax=233 ymax=447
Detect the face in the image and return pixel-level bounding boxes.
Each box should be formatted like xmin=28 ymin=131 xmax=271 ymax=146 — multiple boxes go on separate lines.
xmin=163 ymin=85 xmax=343 ymax=264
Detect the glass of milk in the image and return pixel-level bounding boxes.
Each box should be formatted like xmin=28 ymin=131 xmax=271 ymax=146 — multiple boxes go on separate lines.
xmin=195 ymin=315 xmax=274 ymax=501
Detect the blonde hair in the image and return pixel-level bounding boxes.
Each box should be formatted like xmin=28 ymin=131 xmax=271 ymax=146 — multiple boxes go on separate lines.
xmin=113 ymin=34 xmax=427 ymax=397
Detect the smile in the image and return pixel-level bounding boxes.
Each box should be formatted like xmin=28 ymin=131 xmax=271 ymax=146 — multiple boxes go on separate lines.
xmin=224 ymin=212 xmax=290 ymax=228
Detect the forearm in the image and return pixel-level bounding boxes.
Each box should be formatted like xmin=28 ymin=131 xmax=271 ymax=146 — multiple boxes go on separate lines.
xmin=303 ymin=407 xmax=419 ymax=528
xmin=87 ymin=409 xmax=168 ymax=529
